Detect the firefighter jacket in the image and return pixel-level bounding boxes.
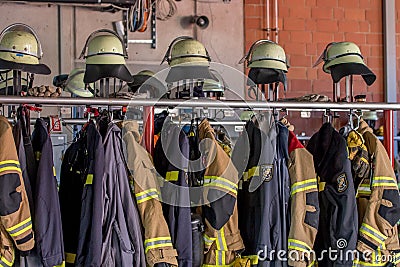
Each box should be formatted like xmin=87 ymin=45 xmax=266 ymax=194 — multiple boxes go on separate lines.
xmin=121 ymin=120 xmax=178 ymax=266
xmin=287 ymin=130 xmax=319 ymax=267
xmin=101 ymin=123 xmax=146 ymax=267
xmin=59 ymin=122 xmax=104 ymax=267
xmin=12 ymin=106 xmax=35 ymax=217
xmin=153 ymin=118 xmax=193 ymax=267
xmin=0 ymin=115 xmax=35 ymax=266
xmin=306 ymin=122 xmax=358 ymax=267
xmin=353 ymin=120 xmax=400 ymax=266
xmin=30 ymin=118 xmax=64 ymax=266
xmin=234 ymin=115 xmax=291 ymax=267
xmin=198 ymin=119 xmax=244 ymax=266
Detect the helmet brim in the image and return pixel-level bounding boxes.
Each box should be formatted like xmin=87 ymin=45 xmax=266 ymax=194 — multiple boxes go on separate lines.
xmin=329 ymin=63 xmax=376 ymax=86
xmin=247 ymin=68 xmax=287 ymax=89
xmin=0 ymin=58 xmax=50 ymax=75
xmin=165 ymin=65 xmax=218 ymax=83
xmin=84 ymin=64 xmax=134 ymax=83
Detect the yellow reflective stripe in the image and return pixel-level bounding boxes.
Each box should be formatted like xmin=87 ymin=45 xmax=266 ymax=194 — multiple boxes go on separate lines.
xmin=307 ymin=260 xmax=316 ymax=267
xmin=204 ymin=176 xmax=238 ymax=188
xmin=9 ymin=224 xmax=32 ymax=237
xmin=53 ymin=166 xmax=56 ymax=177
xmin=0 ymin=255 xmax=14 ymax=267
xmin=372 ymin=177 xmax=397 ymax=187
xmin=144 ymin=237 xmax=172 ymax=244
xmin=136 ymin=195 xmax=158 ymax=204
xmin=0 ymin=160 xmax=20 ymax=165
xmin=288 ymin=239 xmax=312 ymax=252
xmin=166 ymin=171 xmax=179 ymax=182
xmin=292 ymin=179 xmax=317 ymax=187
xmin=374 ymin=176 xmax=396 ymax=181
xmin=318 ymin=182 xmax=326 ymax=192
xmin=243 ymin=166 xmax=259 ymax=181
xmin=54 ymin=261 xmax=65 ymax=267
xmin=203 ymin=233 xmax=216 ymax=247
xmin=204 ymin=182 xmax=237 ymax=195
xmin=0 ymin=166 xmax=21 ymax=173
xmin=136 ymin=188 xmax=159 ymax=198
xmin=220 ymin=228 xmax=228 ymax=251
xmin=361 ymin=223 xmax=387 ymax=240
xmin=291 ymin=185 xmax=318 ymax=196
xmin=145 ymin=243 xmax=173 ymax=253
xmin=372 ymin=183 xmax=398 ymax=187
xmin=243 ymin=255 xmax=259 ymax=264
xmin=85 ymin=174 xmax=93 ymax=185
xmin=6 ymin=217 xmax=31 ymax=232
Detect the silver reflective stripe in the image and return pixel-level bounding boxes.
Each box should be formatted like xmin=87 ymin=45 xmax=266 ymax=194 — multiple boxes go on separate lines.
xmin=288 ymin=241 xmax=311 ymax=252
xmin=135 ymin=191 xmax=158 ymax=201
xmin=360 ymin=225 xmax=386 ymax=243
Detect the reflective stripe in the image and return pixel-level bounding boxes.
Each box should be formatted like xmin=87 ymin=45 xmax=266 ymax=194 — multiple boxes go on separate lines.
xmin=203 ymin=234 xmax=216 ymax=246
xmin=360 ymin=223 xmax=387 ymax=244
xmin=372 ymin=177 xmax=397 ymax=188
xmin=291 ymin=179 xmax=318 ymax=195
xmin=7 ymin=219 xmax=32 ymax=237
xmin=65 ymin=253 xmax=76 ymax=264
xmin=204 ymin=176 xmax=238 ymax=195
xmin=6 ymin=217 xmax=31 ymax=232
xmin=85 ymin=174 xmax=93 ymax=185
xmin=53 ymin=166 xmax=57 ymax=177
xmin=54 ymin=260 xmax=65 ymax=267
xmin=288 ymin=239 xmax=312 ymax=253
xmin=0 ymin=160 xmax=21 ymax=174
xmin=357 ymin=184 xmax=372 ymax=197
xmin=135 ymin=189 xmax=159 ymax=204
xmin=318 ymin=182 xmax=326 ymax=192
xmin=0 ymin=255 xmax=14 ymax=267
xmin=243 ymin=166 xmax=259 ymax=181
xmin=166 ymin=171 xmax=179 ymax=182
xmin=0 ymin=160 xmax=20 ymax=165
xmin=307 ymin=260 xmax=316 ymax=267
xmin=144 ymin=237 xmax=173 ymax=253
xmin=215 ymin=228 xmax=228 ymax=265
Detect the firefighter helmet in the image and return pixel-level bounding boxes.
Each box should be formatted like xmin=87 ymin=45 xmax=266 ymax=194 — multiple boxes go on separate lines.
xmin=240 ymin=40 xmax=289 ymax=71
xmin=0 ymin=23 xmax=50 ymax=74
xmin=161 ymin=36 xmax=211 ymax=66
xmin=64 ymin=68 xmax=94 ymax=97
xmin=79 ymin=29 xmax=133 ymax=83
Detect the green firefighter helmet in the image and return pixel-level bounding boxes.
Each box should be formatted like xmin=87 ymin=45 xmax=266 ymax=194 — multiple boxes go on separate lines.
xmin=0 ymin=23 xmax=50 ymax=74
xmin=239 ymin=40 xmax=289 ymax=71
xmin=314 ymin=42 xmax=366 ymax=73
xmin=80 ymin=29 xmax=127 ymax=65
xmin=162 ymin=36 xmax=211 ymax=67
xmin=64 ymin=68 xmax=94 ymax=97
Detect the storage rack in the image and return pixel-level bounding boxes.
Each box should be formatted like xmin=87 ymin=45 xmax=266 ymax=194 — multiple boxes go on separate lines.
xmin=0 ymin=96 xmax=398 ymax=165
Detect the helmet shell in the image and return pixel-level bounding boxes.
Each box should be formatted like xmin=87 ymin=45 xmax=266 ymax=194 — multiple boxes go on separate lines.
xmin=85 ymin=35 xmax=126 ymax=65
xmin=65 ymin=68 xmax=94 ymax=97
xmin=169 ymin=39 xmax=210 ymax=66
xmin=0 ymin=30 xmax=40 ymax=65
xmin=323 ymin=42 xmax=365 ymax=73
xmin=248 ymin=41 xmax=288 ymax=71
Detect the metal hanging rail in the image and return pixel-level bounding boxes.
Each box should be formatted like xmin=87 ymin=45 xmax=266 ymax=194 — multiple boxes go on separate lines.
xmin=1 ymin=96 xmax=400 ymax=110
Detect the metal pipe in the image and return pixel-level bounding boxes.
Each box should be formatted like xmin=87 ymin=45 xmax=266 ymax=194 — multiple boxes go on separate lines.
xmin=384 ymin=110 xmax=394 ymax=167
xmin=266 ymin=0 xmax=270 ymax=39
xmin=345 ymin=76 xmax=351 ymax=102
xmin=274 ymin=0 xmax=278 ymax=43
xmin=4 ymin=96 xmax=400 ymax=110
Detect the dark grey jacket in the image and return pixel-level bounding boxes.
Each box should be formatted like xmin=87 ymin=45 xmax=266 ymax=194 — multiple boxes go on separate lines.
xmin=100 ymin=123 xmax=146 ymax=267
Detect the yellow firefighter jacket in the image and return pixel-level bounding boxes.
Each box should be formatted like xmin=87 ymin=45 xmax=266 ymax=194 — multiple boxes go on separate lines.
xmin=287 ymin=130 xmax=319 ymax=267
xmin=0 ymin=116 xmax=35 ymax=266
xmin=353 ymin=120 xmax=400 ymax=266
xmin=198 ymin=119 xmax=245 ymax=266
xmin=121 ymin=121 xmax=178 ymax=266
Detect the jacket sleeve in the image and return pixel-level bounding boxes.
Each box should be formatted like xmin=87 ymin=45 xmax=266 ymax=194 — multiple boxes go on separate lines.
xmin=357 ymin=132 xmax=400 ymax=254
xmin=124 ymin=132 xmax=178 ymax=267
xmin=287 ymin=132 xmax=319 ymax=267
xmin=0 ymin=117 xmax=34 ymax=252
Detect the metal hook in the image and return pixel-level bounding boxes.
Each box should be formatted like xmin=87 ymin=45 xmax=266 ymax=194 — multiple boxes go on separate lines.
xmin=324 ymin=109 xmax=332 ymax=123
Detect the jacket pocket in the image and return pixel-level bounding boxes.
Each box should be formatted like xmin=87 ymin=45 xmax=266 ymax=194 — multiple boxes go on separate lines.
xmin=305 ymin=191 xmax=319 ymax=229
xmin=378 ymin=189 xmax=400 ymax=227
xmin=113 ymin=221 xmax=135 ymax=254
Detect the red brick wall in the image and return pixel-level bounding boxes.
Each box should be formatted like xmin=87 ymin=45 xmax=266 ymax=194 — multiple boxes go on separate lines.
xmin=244 ymin=0 xmax=384 ymax=102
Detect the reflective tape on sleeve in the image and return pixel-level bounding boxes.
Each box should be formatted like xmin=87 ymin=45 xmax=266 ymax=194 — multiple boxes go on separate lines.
xmin=288 ymin=239 xmax=312 ymax=253
xmin=144 ymin=237 xmax=173 ymax=253
xmin=204 ymin=176 xmax=238 ymax=195
xmin=291 ymin=179 xmax=318 ymax=195
xmin=243 ymin=166 xmax=259 ymax=181
xmin=0 ymin=160 xmax=21 ymax=174
xmin=360 ymin=223 xmax=387 ymax=244
xmin=6 ymin=217 xmax=32 ymax=237
xmin=372 ymin=177 xmax=398 ymax=188
xmin=135 ymin=188 xmax=159 ymax=204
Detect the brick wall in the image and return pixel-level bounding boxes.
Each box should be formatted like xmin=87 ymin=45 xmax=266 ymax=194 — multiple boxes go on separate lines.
xmin=244 ymin=0 xmax=386 ymax=136
xmin=244 ymin=0 xmax=384 ymax=102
